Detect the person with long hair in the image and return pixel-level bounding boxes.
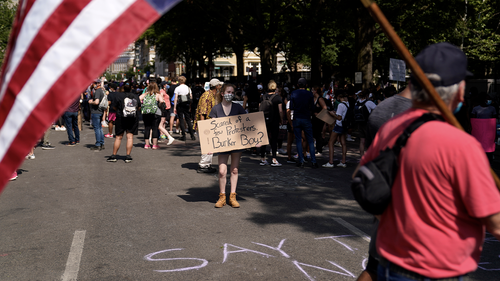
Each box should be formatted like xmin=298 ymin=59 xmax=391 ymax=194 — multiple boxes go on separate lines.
xmin=209 ymin=83 xmax=247 ymax=208
xmin=139 ymin=82 xmax=163 ymax=149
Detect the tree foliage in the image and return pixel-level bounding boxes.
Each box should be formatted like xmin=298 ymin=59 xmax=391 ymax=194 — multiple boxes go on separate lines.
xmin=144 ymin=0 xmax=500 ymax=85
xmin=0 ymin=0 xmax=17 ymax=65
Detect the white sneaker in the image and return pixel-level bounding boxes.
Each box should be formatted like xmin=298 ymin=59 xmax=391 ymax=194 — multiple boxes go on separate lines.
xmin=277 ymin=148 xmax=287 ymax=155
xmin=322 ymin=162 xmax=334 ymax=168
xmin=271 ymin=159 xmax=282 ymax=167
xmin=167 ymin=136 xmax=175 ymax=145
xmin=346 ymin=135 xmax=355 ymax=142
xmin=25 ymin=153 xmax=35 ymax=160
xmin=334 ymin=142 xmax=341 ymax=147
xmin=101 ymin=121 xmax=108 ymax=127
xmin=337 ymin=162 xmax=347 ymax=168
xmin=260 ymin=160 xmax=269 ymax=166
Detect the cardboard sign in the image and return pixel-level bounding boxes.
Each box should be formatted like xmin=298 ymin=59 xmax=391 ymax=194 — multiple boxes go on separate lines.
xmin=316 ymin=109 xmax=336 ymax=125
xmin=389 ymin=58 xmax=406 ymax=82
xmin=197 ymin=112 xmax=269 ymax=154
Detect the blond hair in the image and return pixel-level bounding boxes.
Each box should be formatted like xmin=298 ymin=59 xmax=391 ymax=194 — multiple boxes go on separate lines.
xmin=147 ymin=82 xmax=159 ymax=95
xmin=268 ymin=80 xmax=277 ymax=91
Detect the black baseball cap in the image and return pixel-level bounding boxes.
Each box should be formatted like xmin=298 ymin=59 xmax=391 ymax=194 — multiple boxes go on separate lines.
xmin=411 ymin=42 xmax=473 ymax=88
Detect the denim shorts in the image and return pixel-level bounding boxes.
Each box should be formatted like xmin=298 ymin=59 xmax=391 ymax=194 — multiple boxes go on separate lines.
xmin=333 ymin=125 xmax=344 ymax=134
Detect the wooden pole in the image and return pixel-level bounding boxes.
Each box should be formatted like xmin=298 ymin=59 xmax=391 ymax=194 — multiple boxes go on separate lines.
xmin=360 ymin=0 xmax=500 ymax=190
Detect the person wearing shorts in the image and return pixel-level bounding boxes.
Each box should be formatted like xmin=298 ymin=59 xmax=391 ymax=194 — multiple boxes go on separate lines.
xmin=107 ymin=84 xmax=139 ymax=163
xmin=323 ymin=92 xmax=349 ymax=168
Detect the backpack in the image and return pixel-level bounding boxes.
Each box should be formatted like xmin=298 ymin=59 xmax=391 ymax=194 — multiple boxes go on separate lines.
xmin=341 ymin=102 xmax=353 ymax=130
xmin=98 ymin=92 xmax=108 ymax=110
xmin=354 ymin=100 xmax=370 ymax=122
xmin=141 ymin=93 xmax=158 ymax=114
xmin=123 ymin=97 xmax=138 ymax=117
xmin=259 ymin=94 xmax=277 ymax=120
xmin=177 ymin=88 xmax=192 ymax=104
xmin=351 ymin=113 xmax=443 ymax=215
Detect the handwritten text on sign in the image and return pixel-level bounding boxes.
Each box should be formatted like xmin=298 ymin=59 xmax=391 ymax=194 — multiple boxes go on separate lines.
xmin=197 ymin=112 xmax=269 ymax=154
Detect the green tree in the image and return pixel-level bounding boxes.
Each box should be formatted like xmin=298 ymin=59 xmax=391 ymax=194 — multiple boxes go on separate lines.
xmin=0 ymin=0 xmax=17 ymax=65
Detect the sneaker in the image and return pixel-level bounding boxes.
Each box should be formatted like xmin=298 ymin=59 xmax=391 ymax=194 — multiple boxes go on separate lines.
xmin=90 ymin=146 xmax=101 ymax=151
xmin=271 ymin=159 xmax=282 ymax=167
xmin=9 ymin=171 xmax=17 ymax=181
xmin=66 ymin=142 xmax=76 ymax=146
xmin=160 ymin=134 xmax=167 ymax=139
xmin=104 ymin=134 xmax=114 ymax=138
xmin=346 ymin=135 xmax=355 ymax=142
xmin=179 ymin=135 xmax=186 ymax=141
xmin=41 ymin=144 xmax=55 ymax=150
xmin=296 ymin=161 xmax=305 ymax=168
xmin=144 ymin=144 xmax=151 ymax=149
xmin=312 ymin=162 xmax=319 ymax=169
xmin=25 ymin=153 xmax=35 ymax=160
xmin=167 ymin=136 xmax=175 ymax=145
xmin=168 ymin=130 xmax=173 ymax=135
xmin=100 ymin=145 xmax=105 ymax=151
xmin=191 ymin=135 xmax=196 ymax=141
xmin=277 ymin=148 xmax=287 ymax=155
xmin=107 ymin=155 xmax=118 ymax=162
xmin=286 ymin=158 xmax=296 ymax=164
xmin=75 ymin=141 xmax=80 ymax=144
xmin=152 ymin=145 xmax=159 ymax=150
xmin=125 ymin=155 xmax=133 ymax=163
xmin=260 ymin=159 xmax=269 ymax=166
xmin=334 ymin=142 xmax=341 ymax=147
xmin=197 ymin=166 xmax=217 ymax=173
xmin=337 ymin=162 xmax=347 ymax=168
xmin=101 ymin=121 xmax=108 ymax=127
xmin=293 ymin=153 xmax=299 ymax=159
xmin=175 ymin=129 xmax=180 ymax=134
xmin=322 ymin=162 xmax=335 ymax=168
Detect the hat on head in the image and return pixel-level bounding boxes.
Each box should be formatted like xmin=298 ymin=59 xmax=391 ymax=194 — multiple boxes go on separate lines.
xmin=257 ymin=85 xmax=263 ymax=90
xmin=298 ymin=78 xmax=307 ymax=87
xmin=209 ymin=78 xmax=222 ymax=87
xmin=411 ymin=42 xmax=473 ymax=88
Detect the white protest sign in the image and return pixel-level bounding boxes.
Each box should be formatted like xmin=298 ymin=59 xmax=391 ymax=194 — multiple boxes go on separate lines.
xmin=355 ymin=72 xmax=362 ymax=84
xmin=197 ymin=112 xmax=269 ymax=154
xmin=389 ymin=58 xmax=406 ymax=82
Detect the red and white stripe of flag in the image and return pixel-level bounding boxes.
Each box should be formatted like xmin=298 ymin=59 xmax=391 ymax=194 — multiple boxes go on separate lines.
xmin=0 ymin=0 xmax=181 ymax=192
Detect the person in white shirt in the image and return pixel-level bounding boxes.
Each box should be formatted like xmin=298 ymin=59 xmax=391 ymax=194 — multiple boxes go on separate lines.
xmin=356 ymin=90 xmax=376 ymax=157
xmin=323 ymin=92 xmax=349 ymax=168
xmin=173 ymin=76 xmax=196 ymax=141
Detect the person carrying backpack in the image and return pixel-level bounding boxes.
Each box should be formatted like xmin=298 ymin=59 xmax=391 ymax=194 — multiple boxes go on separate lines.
xmin=258 ymin=80 xmax=284 ymax=166
xmin=139 ymin=82 xmax=163 ymax=149
xmin=323 ymin=92 xmax=349 ymax=168
xmin=173 ymin=76 xmax=196 ymax=141
xmin=354 ymin=89 xmax=376 ymax=157
xmin=107 ymin=83 xmax=140 ymax=163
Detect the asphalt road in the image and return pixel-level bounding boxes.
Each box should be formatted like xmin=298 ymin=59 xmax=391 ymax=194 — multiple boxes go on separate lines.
xmin=1 ymin=122 xmax=499 ymax=281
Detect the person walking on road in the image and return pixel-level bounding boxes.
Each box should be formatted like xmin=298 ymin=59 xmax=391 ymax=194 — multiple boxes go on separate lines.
xmin=173 ymin=76 xmax=196 ymax=141
xmin=289 ymin=78 xmax=318 ymax=168
xmin=209 ymin=83 xmax=247 ymax=208
xmin=359 ymin=42 xmax=500 ymax=281
xmin=194 ymin=78 xmax=222 ymax=173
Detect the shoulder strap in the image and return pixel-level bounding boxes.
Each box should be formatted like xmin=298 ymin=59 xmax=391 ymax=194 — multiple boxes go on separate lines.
xmin=392 ymin=113 xmax=444 ymax=155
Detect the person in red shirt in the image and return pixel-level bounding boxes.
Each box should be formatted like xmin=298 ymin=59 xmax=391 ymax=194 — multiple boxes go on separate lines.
xmin=359 ymin=42 xmax=500 ymax=280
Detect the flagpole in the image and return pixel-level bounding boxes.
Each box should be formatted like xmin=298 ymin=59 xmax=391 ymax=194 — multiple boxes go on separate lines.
xmin=360 ymin=0 xmax=500 ymax=190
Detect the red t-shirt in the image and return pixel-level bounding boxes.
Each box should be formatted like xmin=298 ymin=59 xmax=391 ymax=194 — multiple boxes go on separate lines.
xmin=361 ymin=108 xmax=500 ymax=278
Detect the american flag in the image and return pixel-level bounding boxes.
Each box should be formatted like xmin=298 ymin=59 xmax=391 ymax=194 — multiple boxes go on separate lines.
xmin=0 ymin=0 xmax=181 ymax=192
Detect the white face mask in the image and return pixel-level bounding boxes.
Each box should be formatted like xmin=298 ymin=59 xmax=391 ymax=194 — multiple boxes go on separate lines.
xmin=224 ymin=93 xmax=234 ymax=102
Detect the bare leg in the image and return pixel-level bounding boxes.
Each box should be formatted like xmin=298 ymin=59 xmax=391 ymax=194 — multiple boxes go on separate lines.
xmin=169 ymin=115 xmax=175 ymax=132
xmin=328 ymin=131 xmax=338 ymax=164
xmin=126 ymin=132 xmax=133 ymax=155
xmin=152 ymin=138 xmax=158 ymax=146
xmin=360 ymin=137 xmax=366 ymax=157
xmin=113 ymin=134 xmax=123 ymax=155
xmin=229 ymin=152 xmax=242 ymax=193
xmin=108 ymin=120 xmax=114 ymax=135
xmin=287 ymin=132 xmax=294 ymax=159
xmin=340 ymin=133 xmax=347 ymax=164
xmin=356 ymin=270 xmax=376 ymax=281
xmin=218 ymin=154 xmax=230 ymax=193
xmin=158 ymin=117 xmax=171 ymax=137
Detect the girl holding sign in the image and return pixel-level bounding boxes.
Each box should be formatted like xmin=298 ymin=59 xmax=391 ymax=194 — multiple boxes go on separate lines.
xmin=209 ymin=83 xmax=247 ymax=208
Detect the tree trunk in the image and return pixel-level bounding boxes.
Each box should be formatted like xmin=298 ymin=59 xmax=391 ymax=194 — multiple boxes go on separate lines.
xmin=260 ymin=40 xmax=273 ymax=83
xmin=234 ymin=47 xmax=245 ymax=83
xmin=356 ymin=5 xmax=376 ymax=90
